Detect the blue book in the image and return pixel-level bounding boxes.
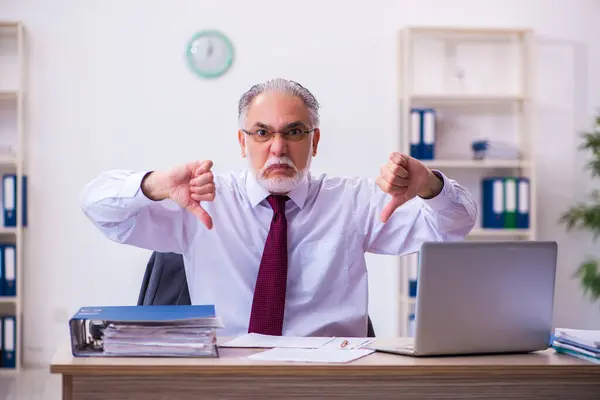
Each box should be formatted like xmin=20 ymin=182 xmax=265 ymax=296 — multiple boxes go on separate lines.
xmin=410 ymin=108 xmax=423 ymax=159
xmin=481 ymin=177 xmax=505 ymax=228
xmin=69 ymin=305 xmax=223 ymax=357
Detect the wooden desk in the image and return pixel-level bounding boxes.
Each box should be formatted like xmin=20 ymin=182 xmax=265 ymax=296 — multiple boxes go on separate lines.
xmin=50 ymin=339 xmax=600 ymax=400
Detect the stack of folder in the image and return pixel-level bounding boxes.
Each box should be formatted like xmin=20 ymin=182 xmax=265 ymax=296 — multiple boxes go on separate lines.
xmin=69 ymin=305 xmax=223 ymax=358
xmin=481 ymin=176 xmax=530 ymax=229
xmin=551 ymin=328 xmax=600 ymax=364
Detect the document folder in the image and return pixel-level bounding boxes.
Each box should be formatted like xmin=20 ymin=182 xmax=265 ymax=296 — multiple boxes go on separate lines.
xmin=69 ymin=305 xmax=223 ymax=358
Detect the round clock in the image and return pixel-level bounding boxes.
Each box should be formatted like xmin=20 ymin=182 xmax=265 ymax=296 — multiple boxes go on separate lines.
xmin=186 ymin=30 xmax=234 ymax=79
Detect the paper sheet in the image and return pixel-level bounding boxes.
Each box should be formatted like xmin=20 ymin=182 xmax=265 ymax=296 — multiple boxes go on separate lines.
xmin=320 ymin=337 xmax=376 ymax=350
xmin=220 ymin=333 xmax=336 ymax=349
xmin=247 ymin=348 xmax=375 ymax=363
xmin=555 ymin=328 xmax=600 ymax=348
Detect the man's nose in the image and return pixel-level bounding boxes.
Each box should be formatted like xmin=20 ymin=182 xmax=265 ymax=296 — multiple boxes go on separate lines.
xmin=269 ymin=134 xmax=287 ymax=156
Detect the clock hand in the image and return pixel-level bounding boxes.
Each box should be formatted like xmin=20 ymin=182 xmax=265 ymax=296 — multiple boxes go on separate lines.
xmin=207 ymin=40 xmax=214 ymax=58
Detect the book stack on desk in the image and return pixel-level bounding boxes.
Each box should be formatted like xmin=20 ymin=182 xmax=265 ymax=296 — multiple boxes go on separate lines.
xmin=69 ymin=305 xmax=223 ymax=358
xmin=551 ymin=328 xmax=600 ymax=364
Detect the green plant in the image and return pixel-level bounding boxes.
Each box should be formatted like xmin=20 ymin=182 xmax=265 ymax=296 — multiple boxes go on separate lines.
xmin=559 ymin=113 xmax=600 ymax=302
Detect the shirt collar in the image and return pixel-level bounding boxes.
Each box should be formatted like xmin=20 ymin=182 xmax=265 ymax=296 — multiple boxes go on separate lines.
xmin=245 ymin=169 xmax=309 ymax=209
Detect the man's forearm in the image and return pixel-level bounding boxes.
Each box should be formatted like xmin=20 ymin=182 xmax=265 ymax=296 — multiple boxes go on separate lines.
xmin=141 ymin=171 xmax=170 ymax=201
xmin=418 ymin=170 xmax=444 ymax=199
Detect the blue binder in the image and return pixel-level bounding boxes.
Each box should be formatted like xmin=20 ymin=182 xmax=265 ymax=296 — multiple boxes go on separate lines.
xmin=516 ymin=177 xmax=530 ymax=229
xmin=1 ymin=315 xmax=16 ymax=368
xmin=2 ymin=244 xmax=16 ymax=297
xmin=421 ymin=108 xmax=436 ymax=160
xmin=2 ymin=174 xmax=27 ymax=228
xmin=482 ymin=177 xmax=505 ymax=228
xmin=410 ymin=108 xmax=423 ymax=159
xmin=0 ymin=245 xmax=4 ymax=297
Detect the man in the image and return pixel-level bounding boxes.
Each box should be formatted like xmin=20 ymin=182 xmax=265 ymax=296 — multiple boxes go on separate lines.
xmin=80 ymin=78 xmax=477 ymax=337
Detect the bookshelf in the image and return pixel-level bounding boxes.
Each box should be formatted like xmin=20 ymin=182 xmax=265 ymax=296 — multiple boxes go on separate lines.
xmin=397 ymin=26 xmax=536 ymax=337
xmin=0 ymin=20 xmax=26 ymax=374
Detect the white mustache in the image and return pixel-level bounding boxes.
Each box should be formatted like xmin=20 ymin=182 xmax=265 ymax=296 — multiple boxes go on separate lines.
xmin=260 ymin=157 xmax=298 ymax=174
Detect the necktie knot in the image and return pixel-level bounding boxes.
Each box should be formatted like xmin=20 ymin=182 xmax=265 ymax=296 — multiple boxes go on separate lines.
xmin=267 ymin=195 xmax=289 ymax=215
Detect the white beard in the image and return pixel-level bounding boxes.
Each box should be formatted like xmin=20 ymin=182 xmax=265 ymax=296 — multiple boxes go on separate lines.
xmin=247 ymin=146 xmax=312 ymax=194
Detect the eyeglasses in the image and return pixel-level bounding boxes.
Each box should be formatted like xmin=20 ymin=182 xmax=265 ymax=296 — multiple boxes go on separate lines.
xmin=241 ymin=127 xmax=316 ymax=143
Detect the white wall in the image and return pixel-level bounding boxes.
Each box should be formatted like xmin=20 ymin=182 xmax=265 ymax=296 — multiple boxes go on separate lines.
xmin=2 ymin=0 xmax=600 ymax=364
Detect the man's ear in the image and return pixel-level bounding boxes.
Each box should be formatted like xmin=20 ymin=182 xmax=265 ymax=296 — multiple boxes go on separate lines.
xmin=238 ymin=130 xmax=246 ymax=158
xmin=312 ymin=128 xmax=321 ymax=156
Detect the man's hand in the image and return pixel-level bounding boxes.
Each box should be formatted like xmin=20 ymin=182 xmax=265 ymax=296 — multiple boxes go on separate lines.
xmin=141 ymin=160 xmax=215 ymax=229
xmin=376 ymin=152 xmax=443 ymax=223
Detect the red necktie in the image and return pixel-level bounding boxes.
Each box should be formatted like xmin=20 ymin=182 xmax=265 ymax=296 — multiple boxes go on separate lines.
xmin=248 ymin=194 xmax=289 ymax=335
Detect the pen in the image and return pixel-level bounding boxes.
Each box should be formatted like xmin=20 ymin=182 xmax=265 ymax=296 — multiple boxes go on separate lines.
xmin=340 ymin=340 xmax=349 ymax=349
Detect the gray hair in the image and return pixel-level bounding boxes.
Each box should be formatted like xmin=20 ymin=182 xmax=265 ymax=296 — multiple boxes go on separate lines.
xmin=237 ymin=78 xmax=320 ymax=128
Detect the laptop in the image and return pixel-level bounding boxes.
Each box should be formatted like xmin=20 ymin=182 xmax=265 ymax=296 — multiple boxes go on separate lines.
xmin=370 ymin=240 xmax=558 ymax=356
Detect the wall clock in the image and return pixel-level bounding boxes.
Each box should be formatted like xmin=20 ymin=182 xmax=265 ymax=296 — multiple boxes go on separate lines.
xmin=186 ymin=30 xmax=234 ymax=78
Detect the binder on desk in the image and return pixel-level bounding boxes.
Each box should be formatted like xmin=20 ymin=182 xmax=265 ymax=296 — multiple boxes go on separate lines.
xmin=2 ymin=244 xmax=16 ymax=297
xmin=2 ymin=174 xmax=27 ymax=228
xmin=1 ymin=315 xmax=16 ymax=368
xmin=482 ymin=177 xmax=505 ymax=228
xmin=69 ymin=305 xmax=223 ymax=358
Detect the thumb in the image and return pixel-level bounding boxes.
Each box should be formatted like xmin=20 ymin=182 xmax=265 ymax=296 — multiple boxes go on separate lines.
xmin=380 ymin=196 xmax=405 ymax=223
xmin=187 ymin=202 xmax=213 ymax=230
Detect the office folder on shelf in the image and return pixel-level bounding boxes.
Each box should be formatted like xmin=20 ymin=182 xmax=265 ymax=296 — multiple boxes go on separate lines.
xmin=482 ymin=177 xmax=505 ymax=228
xmin=69 ymin=305 xmax=223 ymax=358
xmin=2 ymin=174 xmax=27 ymax=228
xmin=504 ymin=178 xmax=517 ymax=229
xmin=409 ymin=108 xmax=436 ymax=160
xmin=410 ymin=108 xmax=423 ymax=159
xmin=516 ymin=177 xmax=530 ymax=229
xmin=0 ymin=251 xmax=4 ymax=297
xmin=1 ymin=244 xmax=16 ymax=297
xmin=481 ymin=176 xmax=530 ymax=229
xmin=1 ymin=315 xmax=16 ymax=368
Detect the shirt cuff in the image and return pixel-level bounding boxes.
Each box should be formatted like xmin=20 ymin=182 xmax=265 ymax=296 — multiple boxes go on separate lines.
xmin=420 ymin=170 xmax=457 ymax=210
xmin=118 ymin=170 xmax=158 ymax=207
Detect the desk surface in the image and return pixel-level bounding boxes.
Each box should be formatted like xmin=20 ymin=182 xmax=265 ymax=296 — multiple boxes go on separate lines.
xmin=50 ymin=337 xmax=599 ymax=377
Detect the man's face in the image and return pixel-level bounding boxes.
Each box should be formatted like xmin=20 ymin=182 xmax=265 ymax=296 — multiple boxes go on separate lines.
xmin=238 ymin=91 xmax=320 ymax=193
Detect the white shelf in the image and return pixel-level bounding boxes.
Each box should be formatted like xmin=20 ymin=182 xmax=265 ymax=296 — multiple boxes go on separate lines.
xmin=410 ymin=93 xmax=527 ymax=104
xmin=0 ymin=91 xmax=19 ymax=101
xmin=406 ymin=26 xmax=531 ymax=36
xmin=397 ymin=25 xmax=536 ymax=338
xmin=0 ymin=20 xmax=25 ymax=373
xmin=469 ymin=228 xmax=533 ymax=237
xmin=0 ymin=297 xmax=17 ymax=304
xmin=422 ymin=159 xmax=530 ymax=169
xmin=0 ymin=22 xmax=20 ymax=28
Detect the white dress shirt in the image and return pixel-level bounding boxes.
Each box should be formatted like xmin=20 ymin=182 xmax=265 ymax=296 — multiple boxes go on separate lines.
xmin=80 ymin=168 xmax=477 ymax=337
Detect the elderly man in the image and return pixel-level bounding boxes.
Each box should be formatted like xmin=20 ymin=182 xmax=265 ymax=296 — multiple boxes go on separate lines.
xmin=80 ymin=78 xmax=477 ymax=337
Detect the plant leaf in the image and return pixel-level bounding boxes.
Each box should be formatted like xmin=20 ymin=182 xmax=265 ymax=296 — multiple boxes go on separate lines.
xmin=559 ymin=199 xmax=600 ymax=240
xmin=573 ymin=259 xmax=600 ymax=301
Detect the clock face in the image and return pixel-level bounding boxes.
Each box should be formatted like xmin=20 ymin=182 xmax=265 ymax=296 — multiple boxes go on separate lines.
xmin=186 ymin=30 xmax=234 ymax=78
